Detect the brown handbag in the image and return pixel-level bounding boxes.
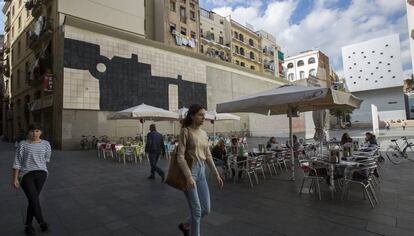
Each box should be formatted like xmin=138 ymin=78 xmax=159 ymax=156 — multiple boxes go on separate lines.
xmin=165 ymin=129 xmax=193 ymax=191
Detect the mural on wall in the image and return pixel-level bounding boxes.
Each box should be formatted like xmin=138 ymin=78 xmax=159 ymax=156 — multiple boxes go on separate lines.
xmin=63 ymin=38 xmax=207 ymax=111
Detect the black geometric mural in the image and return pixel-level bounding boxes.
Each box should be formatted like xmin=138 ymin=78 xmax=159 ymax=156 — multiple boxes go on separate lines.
xmin=63 ymin=38 xmax=207 ymax=111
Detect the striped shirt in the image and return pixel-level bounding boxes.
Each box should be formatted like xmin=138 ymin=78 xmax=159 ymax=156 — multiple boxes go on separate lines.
xmin=13 ymin=140 xmax=51 ymax=178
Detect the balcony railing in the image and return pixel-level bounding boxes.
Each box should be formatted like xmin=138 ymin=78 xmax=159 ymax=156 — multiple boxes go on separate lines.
xmin=25 ymin=0 xmax=52 ymax=18
xmin=4 ymin=18 xmax=10 ymax=32
xmin=28 ymin=17 xmax=53 ymax=50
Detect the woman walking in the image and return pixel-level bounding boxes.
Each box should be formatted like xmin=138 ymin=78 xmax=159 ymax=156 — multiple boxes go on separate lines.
xmin=177 ymin=104 xmax=224 ymax=236
xmin=11 ymin=124 xmax=52 ymax=235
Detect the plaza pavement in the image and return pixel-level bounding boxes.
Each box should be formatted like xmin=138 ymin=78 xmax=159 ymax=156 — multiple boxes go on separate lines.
xmin=1 ymin=128 xmax=414 ymax=235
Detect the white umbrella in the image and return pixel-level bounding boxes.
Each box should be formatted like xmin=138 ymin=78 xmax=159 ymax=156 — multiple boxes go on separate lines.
xmin=206 ymin=110 xmax=240 ymax=143
xmin=108 ymin=103 xmax=179 ymax=147
xmin=216 ymin=85 xmax=362 ymax=180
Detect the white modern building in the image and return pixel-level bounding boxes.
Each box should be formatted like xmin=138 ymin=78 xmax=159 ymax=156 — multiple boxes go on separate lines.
xmin=342 ymin=34 xmax=406 ymax=124
xmin=407 ymin=0 xmax=414 ymax=71
xmin=283 ymin=50 xmax=331 ymax=87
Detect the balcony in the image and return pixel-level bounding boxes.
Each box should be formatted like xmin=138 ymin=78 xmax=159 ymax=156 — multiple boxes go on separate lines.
xmin=232 ymin=35 xmax=261 ymax=52
xmin=25 ymin=0 xmax=52 ymax=18
xmin=28 ymin=17 xmax=53 ymax=50
xmin=4 ymin=17 xmax=10 ymax=32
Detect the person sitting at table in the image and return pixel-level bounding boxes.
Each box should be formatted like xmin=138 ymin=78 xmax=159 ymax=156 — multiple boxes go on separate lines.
xmin=286 ymin=135 xmax=302 ymax=158
xmin=211 ymin=139 xmax=227 ymax=167
xmin=340 ymin=133 xmax=353 ymax=145
xmin=365 ymin=132 xmax=378 ymax=146
xmin=230 ymin=137 xmax=238 ymax=155
xmin=267 ymin=137 xmax=282 ymax=151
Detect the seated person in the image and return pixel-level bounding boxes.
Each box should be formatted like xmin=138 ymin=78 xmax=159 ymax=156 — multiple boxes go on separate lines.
xmin=211 ymin=139 xmax=227 ymax=167
xmin=365 ymin=132 xmax=378 ymax=146
xmin=230 ymin=137 xmax=238 ymax=155
xmin=340 ymin=133 xmax=353 ymax=145
xmin=267 ymin=137 xmax=282 ymax=151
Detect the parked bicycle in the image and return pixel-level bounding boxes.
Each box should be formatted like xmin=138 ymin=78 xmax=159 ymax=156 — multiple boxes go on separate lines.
xmin=386 ymin=136 xmax=414 ymax=164
xmin=91 ymin=136 xmax=99 ymax=149
xmin=80 ymin=135 xmax=90 ymax=150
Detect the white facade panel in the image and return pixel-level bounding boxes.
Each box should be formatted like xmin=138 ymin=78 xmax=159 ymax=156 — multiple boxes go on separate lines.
xmin=342 ymin=34 xmax=404 ymax=92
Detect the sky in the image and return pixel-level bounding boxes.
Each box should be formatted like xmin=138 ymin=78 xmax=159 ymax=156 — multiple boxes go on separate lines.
xmin=0 ymin=1 xmax=411 ymax=77
xmin=200 ymin=0 xmax=412 ymax=78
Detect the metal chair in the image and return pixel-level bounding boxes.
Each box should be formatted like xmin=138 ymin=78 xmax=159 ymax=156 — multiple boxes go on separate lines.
xmin=341 ymin=164 xmax=378 ymax=208
xmin=299 ymin=160 xmax=324 ymax=200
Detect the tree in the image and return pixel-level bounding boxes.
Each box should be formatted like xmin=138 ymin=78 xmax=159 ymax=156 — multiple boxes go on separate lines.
xmin=330 ymin=108 xmax=354 ymax=127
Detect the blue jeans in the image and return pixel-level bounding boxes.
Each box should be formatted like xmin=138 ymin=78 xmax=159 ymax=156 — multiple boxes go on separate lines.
xmin=149 ymin=153 xmax=164 ymax=177
xmin=184 ymin=161 xmax=210 ymax=236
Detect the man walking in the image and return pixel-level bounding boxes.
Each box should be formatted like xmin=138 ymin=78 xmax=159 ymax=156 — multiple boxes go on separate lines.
xmin=145 ymin=124 xmax=165 ymax=181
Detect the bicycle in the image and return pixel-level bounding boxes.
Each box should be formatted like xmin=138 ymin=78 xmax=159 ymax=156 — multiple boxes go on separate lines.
xmin=80 ymin=135 xmax=90 ymax=150
xmin=386 ymin=137 xmax=414 ymax=164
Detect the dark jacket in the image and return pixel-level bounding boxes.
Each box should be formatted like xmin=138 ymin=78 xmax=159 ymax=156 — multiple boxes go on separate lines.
xmin=145 ymin=131 xmax=165 ymax=155
xmin=211 ymin=145 xmax=226 ymax=161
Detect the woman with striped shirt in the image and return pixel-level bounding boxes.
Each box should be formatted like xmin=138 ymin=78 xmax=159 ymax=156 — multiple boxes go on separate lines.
xmin=12 ymin=124 xmax=52 ymax=235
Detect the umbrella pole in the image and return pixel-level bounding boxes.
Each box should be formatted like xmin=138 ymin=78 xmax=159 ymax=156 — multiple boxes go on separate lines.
xmin=213 ymin=123 xmax=216 ymax=145
xmin=289 ymin=114 xmax=295 ymax=181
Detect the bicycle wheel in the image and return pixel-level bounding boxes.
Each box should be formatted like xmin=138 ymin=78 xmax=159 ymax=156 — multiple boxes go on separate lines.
xmin=386 ymin=147 xmax=404 ymax=164
xmin=405 ymin=146 xmax=414 ymax=162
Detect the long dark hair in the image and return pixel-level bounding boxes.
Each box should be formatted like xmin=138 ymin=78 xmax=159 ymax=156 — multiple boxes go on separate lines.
xmin=182 ymin=104 xmax=204 ymax=128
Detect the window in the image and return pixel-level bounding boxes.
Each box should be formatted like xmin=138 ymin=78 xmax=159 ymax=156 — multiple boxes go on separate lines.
xmin=366 ymin=78 xmax=369 ymax=81
xmin=388 ymin=70 xmax=391 ymax=72
xmin=390 ymin=56 xmax=394 ymax=58
xmin=297 ymin=60 xmax=304 ymax=67
xmin=360 ymin=70 xmax=362 ymax=72
xmin=288 ymin=73 xmax=294 ymax=81
xmin=219 ymin=36 xmax=223 ymax=45
xmin=249 ymin=39 xmax=254 ymax=47
xmin=181 ymin=27 xmax=187 ymax=35
xmin=240 ymin=47 xmax=245 ymax=56
xmin=376 ymin=67 xmax=379 ymax=69
xmin=12 ymin=6 xmax=15 ymax=18
xmin=250 ymin=52 xmax=255 ymax=60
xmin=220 ymin=20 xmax=224 ymax=25
xmin=25 ymin=62 xmax=30 ymax=81
xmin=250 ymin=65 xmax=255 ymax=70
xmin=349 ymin=67 xmax=352 ymax=69
xmin=361 ymin=52 xmax=364 ymax=54
xmin=235 ymin=45 xmax=239 ymax=54
xmin=287 ymin=63 xmax=294 ymax=69
xmin=169 ymin=23 xmax=176 ymax=32
xmin=200 ymin=45 xmax=204 ymax=53
xmin=379 ymin=61 xmax=382 ymax=64
xmin=18 ymin=16 xmax=21 ymax=30
xmin=299 ymin=71 xmax=305 ymax=79
xmin=309 ymin=69 xmax=316 ymax=76
xmin=180 ymin=7 xmax=186 ymax=22
xmin=190 ymin=31 xmax=196 ymax=39
xmin=380 ymin=52 xmax=383 ymax=55
xmin=372 ymin=51 xmax=375 ymax=53
xmin=235 ymin=60 xmax=240 ymax=65
xmin=234 ymin=31 xmax=238 ymax=39
xmin=17 ymin=41 xmax=21 ymax=57
xmin=392 ymin=76 xmax=396 ymax=78
xmin=348 ymin=56 xmax=351 ymax=58
xmin=190 ymin=3 xmax=195 ymax=9
xmin=352 ymin=52 xmax=355 ymax=54
xmin=239 ymin=33 xmax=244 ymax=42
xmin=388 ymin=101 xmax=397 ymax=104
xmin=367 ymin=62 xmax=370 ymax=64
xmin=353 ymin=63 xmax=356 ymax=65
xmin=353 ymin=82 xmax=356 ymax=84
xmin=387 ymin=63 xmax=390 ymax=65
xmin=17 ymin=69 xmax=21 ymax=89
xmin=190 ymin=11 xmax=195 ymax=21
xmin=308 ymin=57 xmax=315 ymax=64
xmin=385 ymin=44 xmax=389 ymax=47
xmin=370 ymin=73 xmax=373 ymax=75
xmin=170 ymin=1 xmax=176 ymax=11
xmin=240 ymin=62 xmax=245 ymax=67
xmin=375 ymin=80 xmax=378 ymax=83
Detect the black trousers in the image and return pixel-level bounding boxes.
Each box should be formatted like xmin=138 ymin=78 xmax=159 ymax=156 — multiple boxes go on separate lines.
xmin=149 ymin=153 xmax=164 ymax=177
xmin=20 ymin=170 xmax=47 ymax=225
